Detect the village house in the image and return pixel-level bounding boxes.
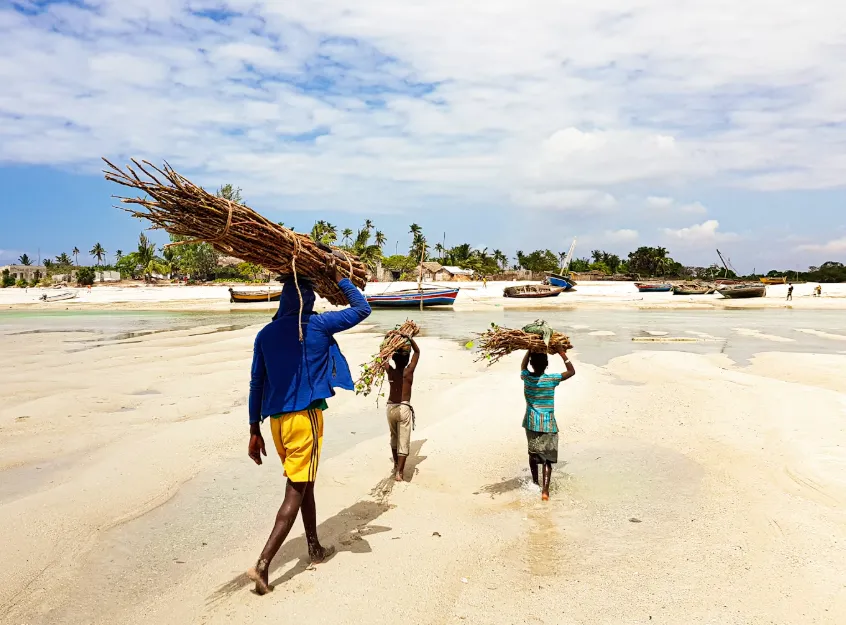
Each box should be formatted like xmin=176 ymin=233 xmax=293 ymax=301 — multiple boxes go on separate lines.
xmin=418 ymin=262 xmax=475 ymax=282
xmin=1 ymin=264 xmax=46 ymax=282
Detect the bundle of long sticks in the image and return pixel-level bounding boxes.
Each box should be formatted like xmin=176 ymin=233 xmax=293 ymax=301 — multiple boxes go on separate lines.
xmin=102 ymin=158 xmax=368 ymax=305
xmin=475 ymin=324 xmax=573 ymax=365
xmin=355 ymin=320 xmax=419 ymax=397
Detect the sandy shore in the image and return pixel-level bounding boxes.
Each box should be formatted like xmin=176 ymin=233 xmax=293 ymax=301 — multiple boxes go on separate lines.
xmin=2 ymin=280 xmax=846 ymax=312
xmin=2 ymin=316 xmax=845 ymax=624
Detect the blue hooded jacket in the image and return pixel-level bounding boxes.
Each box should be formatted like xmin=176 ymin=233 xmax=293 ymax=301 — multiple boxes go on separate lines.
xmin=248 ymin=277 xmax=371 ymax=424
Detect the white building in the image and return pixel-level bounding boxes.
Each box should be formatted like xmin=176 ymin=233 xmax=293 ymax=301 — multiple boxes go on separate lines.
xmin=1 ymin=264 xmax=46 ymax=282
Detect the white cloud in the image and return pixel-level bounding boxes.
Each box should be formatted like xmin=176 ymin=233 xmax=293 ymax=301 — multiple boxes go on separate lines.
xmin=646 ymin=196 xmax=674 ymax=209
xmin=795 ymin=237 xmax=846 ymax=254
xmin=662 ymin=220 xmax=740 ymax=246
xmin=679 ymin=201 xmax=708 ymax=215
xmin=512 ymin=189 xmax=617 ymax=211
xmin=605 ymin=229 xmax=639 ymax=242
xmin=0 ymin=0 xmax=845 ymax=219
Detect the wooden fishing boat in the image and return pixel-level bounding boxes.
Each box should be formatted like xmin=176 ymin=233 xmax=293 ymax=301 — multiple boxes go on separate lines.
xmin=39 ymin=291 xmax=77 ymax=302
xmin=717 ymin=284 xmax=766 ymax=299
xmin=544 ymin=273 xmax=576 ymax=290
xmin=503 ymin=284 xmax=565 ymax=298
xmin=365 ymin=287 xmax=460 ymax=308
xmin=760 ymin=277 xmax=787 ymax=285
xmin=672 ymin=283 xmax=716 ymax=295
xmin=229 ymin=288 xmax=283 ymax=303
xmin=635 ymin=282 xmax=672 ymax=293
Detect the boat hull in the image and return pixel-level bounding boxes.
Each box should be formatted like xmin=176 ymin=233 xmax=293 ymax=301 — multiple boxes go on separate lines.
xmin=503 ymin=286 xmax=564 ymax=298
xmin=366 ymin=288 xmax=459 ymax=307
xmin=717 ymin=286 xmax=766 ymax=299
xmin=545 ymin=274 xmax=575 ymax=290
xmin=229 ymin=289 xmax=283 ymax=303
xmin=760 ymin=277 xmax=787 ymax=285
xmin=635 ymin=283 xmax=672 ymax=293
xmin=40 ymin=292 xmax=77 ymax=302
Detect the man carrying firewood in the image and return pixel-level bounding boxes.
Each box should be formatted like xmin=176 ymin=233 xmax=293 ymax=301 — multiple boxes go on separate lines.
xmin=386 ymin=335 xmax=421 ymax=481
xmin=245 ymin=261 xmax=371 ymax=595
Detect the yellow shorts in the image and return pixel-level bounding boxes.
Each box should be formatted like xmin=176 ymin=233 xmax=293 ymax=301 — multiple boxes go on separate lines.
xmin=269 ymin=409 xmax=324 ymax=483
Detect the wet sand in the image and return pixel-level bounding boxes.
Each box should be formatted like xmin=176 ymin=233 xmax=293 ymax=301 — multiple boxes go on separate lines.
xmin=2 ymin=317 xmax=845 ymax=624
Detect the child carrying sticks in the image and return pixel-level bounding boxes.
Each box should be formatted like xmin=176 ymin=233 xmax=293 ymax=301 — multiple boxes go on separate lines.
xmin=520 ymin=348 xmax=575 ymax=500
xmin=386 ymin=334 xmax=420 ymax=481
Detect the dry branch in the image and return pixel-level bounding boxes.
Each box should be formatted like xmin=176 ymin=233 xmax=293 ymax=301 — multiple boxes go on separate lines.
xmin=475 ymin=325 xmax=572 ymax=365
xmin=355 ymin=320 xmax=420 ymax=397
xmin=102 ymin=158 xmax=367 ymax=305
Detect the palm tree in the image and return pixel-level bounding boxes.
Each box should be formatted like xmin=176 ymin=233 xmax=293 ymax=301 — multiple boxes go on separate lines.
xmin=56 ymin=253 xmax=72 ymax=265
xmin=90 ymin=243 xmax=106 ymax=266
xmin=44 ymin=259 xmax=53 ymax=269
xmin=493 ymin=249 xmax=507 ymax=270
xmin=72 ymin=247 xmax=80 ymax=267
xmin=364 ymin=219 xmax=374 ymax=231
xmin=342 ymin=228 xmax=353 ymax=248
xmin=434 ymin=243 xmax=444 ymax=260
xmin=374 ymin=230 xmax=387 ymax=249
xmin=408 ymin=223 xmax=422 ymax=237
xmin=115 ymin=249 xmax=123 ymax=262
xmin=18 ymin=254 xmax=32 ymax=266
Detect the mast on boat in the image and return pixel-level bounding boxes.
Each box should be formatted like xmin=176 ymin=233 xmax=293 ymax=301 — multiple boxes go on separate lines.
xmin=561 ymin=238 xmax=577 ymax=274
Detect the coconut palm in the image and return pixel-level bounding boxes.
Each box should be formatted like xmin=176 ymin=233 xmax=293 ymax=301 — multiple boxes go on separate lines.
xmin=342 ymin=228 xmax=353 ymax=248
xmin=115 ymin=249 xmax=123 ymax=262
xmin=72 ymin=247 xmax=80 ymax=267
xmin=18 ymin=254 xmax=32 ymax=265
xmin=493 ymin=249 xmax=507 ymax=269
xmin=434 ymin=243 xmax=444 ymax=260
xmin=364 ymin=219 xmax=374 ymax=231
xmin=44 ymin=259 xmax=53 ymax=269
xmin=56 ymin=252 xmax=72 ymax=265
xmin=90 ymin=243 xmax=106 ymax=266
xmin=374 ymin=230 xmax=387 ymax=249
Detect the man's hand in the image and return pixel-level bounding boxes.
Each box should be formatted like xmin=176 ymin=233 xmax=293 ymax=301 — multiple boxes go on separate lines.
xmin=326 ymin=259 xmax=344 ymax=284
xmin=249 ymin=432 xmax=267 ymax=465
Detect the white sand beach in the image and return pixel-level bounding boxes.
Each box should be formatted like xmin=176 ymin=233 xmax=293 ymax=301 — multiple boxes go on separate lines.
xmin=2 ymin=280 xmax=845 ymax=312
xmin=2 ymin=313 xmax=845 ymax=624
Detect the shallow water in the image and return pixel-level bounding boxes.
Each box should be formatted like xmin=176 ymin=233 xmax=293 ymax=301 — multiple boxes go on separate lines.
xmin=2 ymin=308 xmax=845 ymax=365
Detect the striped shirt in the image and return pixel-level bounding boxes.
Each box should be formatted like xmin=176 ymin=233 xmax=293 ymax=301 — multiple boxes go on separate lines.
xmin=521 ymin=369 xmax=564 ymax=433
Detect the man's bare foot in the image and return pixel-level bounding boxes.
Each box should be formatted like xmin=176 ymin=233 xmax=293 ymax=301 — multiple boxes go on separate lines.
xmin=541 ymin=491 xmax=550 ymax=501
xmin=246 ymin=559 xmax=273 ymax=595
xmin=394 ymin=471 xmax=404 ymax=482
xmin=308 ymin=544 xmax=336 ymax=564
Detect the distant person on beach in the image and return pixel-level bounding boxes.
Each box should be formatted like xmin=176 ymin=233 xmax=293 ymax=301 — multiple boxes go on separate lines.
xmin=521 ymin=348 xmax=575 ymax=501
xmin=787 ymin=283 xmax=794 ymax=301
xmin=815 ymin=285 xmax=822 ymax=297
xmin=245 ymin=261 xmax=371 ymax=595
xmin=483 ymin=276 xmax=487 ymax=288
xmin=386 ymin=335 xmax=420 ymax=481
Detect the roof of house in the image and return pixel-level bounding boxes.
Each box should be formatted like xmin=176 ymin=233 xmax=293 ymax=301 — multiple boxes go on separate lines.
xmin=440 ymin=265 xmax=474 ymax=275
xmin=421 ymin=261 xmax=443 ymax=272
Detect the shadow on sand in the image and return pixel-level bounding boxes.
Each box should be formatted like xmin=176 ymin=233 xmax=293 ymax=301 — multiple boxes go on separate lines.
xmin=369 ymin=439 xmax=428 ymax=502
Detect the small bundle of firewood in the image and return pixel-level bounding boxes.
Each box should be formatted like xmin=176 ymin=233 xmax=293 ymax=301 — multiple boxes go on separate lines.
xmin=474 ymin=322 xmax=572 ymax=365
xmin=355 ymin=320 xmax=419 ymax=397
xmin=102 ymin=159 xmax=367 ymax=305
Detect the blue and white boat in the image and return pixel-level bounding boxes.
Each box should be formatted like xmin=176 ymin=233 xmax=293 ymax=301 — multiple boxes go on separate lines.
xmin=545 ymin=273 xmax=576 ymax=290
xmin=365 ymin=287 xmax=460 ymax=308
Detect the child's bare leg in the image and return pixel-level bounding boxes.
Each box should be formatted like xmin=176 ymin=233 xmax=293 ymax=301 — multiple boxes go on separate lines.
xmin=395 ymin=455 xmax=407 ymax=481
xmin=529 ymin=456 xmax=539 ymax=485
xmin=541 ymin=462 xmax=553 ymax=500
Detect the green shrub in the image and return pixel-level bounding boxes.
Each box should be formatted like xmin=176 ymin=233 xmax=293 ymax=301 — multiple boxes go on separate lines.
xmin=76 ymin=266 xmax=96 ymax=286
xmin=1 ymin=269 xmax=13 ymax=288
xmin=15 ymin=278 xmax=28 ymax=288
xmin=29 ymin=277 xmax=39 ymax=287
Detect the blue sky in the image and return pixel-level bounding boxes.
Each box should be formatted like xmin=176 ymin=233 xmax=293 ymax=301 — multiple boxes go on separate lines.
xmin=2 ymin=0 xmax=845 ymax=271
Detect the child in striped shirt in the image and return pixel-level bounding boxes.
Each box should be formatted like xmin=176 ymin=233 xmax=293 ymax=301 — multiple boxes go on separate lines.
xmin=521 ymin=348 xmax=576 ymax=500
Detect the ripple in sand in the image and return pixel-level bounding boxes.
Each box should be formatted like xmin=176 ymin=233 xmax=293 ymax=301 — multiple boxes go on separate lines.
xmin=795 ymin=328 xmax=846 ymax=341
xmin=732 ymin=328 xmax=795 ymax=343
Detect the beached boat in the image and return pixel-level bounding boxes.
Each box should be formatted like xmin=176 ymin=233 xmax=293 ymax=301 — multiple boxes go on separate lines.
xmin=673 ymin=283 xmax=716 ymax=296
xmin=760 ymin=277 xmax=787 ymax=285
xmin=39 ymin=291 xmax=77 ymax=302
xmin=544 ymin=273 xmax=576 ymax=290
xmin=503 ymin=284 xmax=565 ymax=298
xmin=717 ymin=284 xmax=766 ymax=299
xmin=365 ymin=287 xmax=460 ymax=308
xmin=635 ymin=282 xmax=672 ymax=293
xmin=229 ymin=288 xmax=283 ymax=303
